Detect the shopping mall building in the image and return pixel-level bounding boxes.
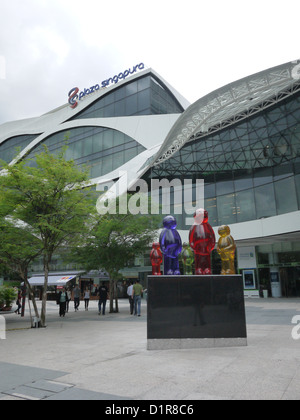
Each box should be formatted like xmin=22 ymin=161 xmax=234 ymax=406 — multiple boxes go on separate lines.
xmin=1 ymin=60 xmax=300 ymax=298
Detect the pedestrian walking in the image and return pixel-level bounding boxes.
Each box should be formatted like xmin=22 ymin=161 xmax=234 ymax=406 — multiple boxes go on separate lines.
xmin=127 ymin=282 xmax=134 ymax=315
xmin=84 ymin=287 xmax=90 ymax=311
xmin=57 ymin=287 xmax=69 ymax=317
xmin=66 ymin=288 xmax=72 ymax=313
xmin=132 ymin=280 xmax=143 ymax=317
xmin=73 ymin=285 xmax=80 ymax=311
xmin=98 ymin=282 xmax=108 ymax=315
xmin=15 ymin=290 xmax=22 ymax=315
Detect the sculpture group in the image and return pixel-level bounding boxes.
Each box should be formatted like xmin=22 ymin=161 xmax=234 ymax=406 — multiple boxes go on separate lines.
xmin=150 ymin=208 xmax=236 ymax=276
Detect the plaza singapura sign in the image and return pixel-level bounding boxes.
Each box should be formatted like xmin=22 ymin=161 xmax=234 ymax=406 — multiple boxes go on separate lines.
xmin=68 ymin=63 xmax=145 ymax=109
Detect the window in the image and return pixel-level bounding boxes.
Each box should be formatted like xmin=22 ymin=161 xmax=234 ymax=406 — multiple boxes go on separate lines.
xmin=82 ymin=137 xmax=93 ymax=157
xmin=216 ymin=180 xmax=234 ymax=195
xmin=254 ymin=184 xmax=276 ymax=218
xmin=115 ymin=99 xmax=125 ymax=116
xmin=253 ymin=167 xmax=273 ymax=187
xmin=274 ymin=177 xmax=298 ymax=215
xmin=217 ymin=193 xmax=237 ymax=224
xmin=92 ymin=131 xmax=104 ymax=153
xmin=70 ymin=75 xmax=184 ymax=120
xmin=124 ymin=147 xmax=138 ymax=162
xmin=236 ymin=189 xmax=256 ymax=222
xmin=102 ymin=155 xmax=112 ymax=175
xmin=0 ymin=134 xmax=38 ymax=165
xmin=125 ymin=94 xmax=138 ymax=115
xmin=234 ymin=176 xmax=253 ymax=192
xmin=113 ymin=131 xmax=125 ymax=147
xmin=138 ymin=89 xmax=150 ymax=111
xmin=103 ymin=130 xmax=113 ymax=150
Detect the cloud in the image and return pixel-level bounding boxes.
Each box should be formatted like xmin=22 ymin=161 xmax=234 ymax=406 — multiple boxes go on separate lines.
xmin=0 ymin=0 xmax=124 ymax=123
xmin=0 ymin=0 xmax=299 ymax=125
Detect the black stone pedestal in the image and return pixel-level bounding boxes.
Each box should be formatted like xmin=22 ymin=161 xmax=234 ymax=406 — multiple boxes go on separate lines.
xmin=147 ymin=275 xmax=247 ymax=350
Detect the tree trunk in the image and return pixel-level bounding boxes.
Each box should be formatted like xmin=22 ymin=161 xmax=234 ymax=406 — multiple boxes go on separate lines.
xmin=109 ymin=276 xmax=114 ymax=313
xmin=114 ymin=280 xmax=119 ymax=313
xmin=24 ymin=279 xmax=40 ymax=321
xmin=40 ymin=256 xmax=49 ymax=327
xmin=20 ymin=268 xmax=40 ymax=323
xmin=109 ymin=275 xmax=119 ymax=313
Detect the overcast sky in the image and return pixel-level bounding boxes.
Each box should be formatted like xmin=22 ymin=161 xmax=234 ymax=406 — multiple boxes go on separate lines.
xmin=0 ymin=0 xmax=299 ymax=125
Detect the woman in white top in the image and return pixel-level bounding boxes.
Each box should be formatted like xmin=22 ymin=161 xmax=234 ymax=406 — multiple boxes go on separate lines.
xmin=84 ymin=288 xmax=90 ymax=311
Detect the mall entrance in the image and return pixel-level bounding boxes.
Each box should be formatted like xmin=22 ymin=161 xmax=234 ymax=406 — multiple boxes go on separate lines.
xmin=257 ymin=240 xmax=300 ymax=297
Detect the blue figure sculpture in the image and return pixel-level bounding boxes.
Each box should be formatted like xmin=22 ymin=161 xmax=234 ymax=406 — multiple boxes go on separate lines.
xmin=159 ymin=215 xmax=182 ymax=275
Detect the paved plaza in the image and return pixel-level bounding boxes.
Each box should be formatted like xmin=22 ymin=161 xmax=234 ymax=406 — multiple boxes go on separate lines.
xmin=0 ymin=297 xmax=300 ymax=400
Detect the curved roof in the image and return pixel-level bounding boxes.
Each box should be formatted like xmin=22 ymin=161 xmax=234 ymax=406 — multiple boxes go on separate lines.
xmin=0 ymin=67 xmax=189 ymax=148
xmin=153 ymin=60 xmax=300 ymax=165
xmin=0 ymin=67 xmax=189 ymax=182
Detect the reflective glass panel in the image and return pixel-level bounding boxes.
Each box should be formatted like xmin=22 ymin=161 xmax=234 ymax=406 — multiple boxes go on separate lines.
xmin=274 ymin=177 xmax=298 ymax=215
xmin=217 ymin=193 xmax=237 ymax=224
xmin=254 ymin=184 xmax=277 ymax=218
xmin=236 ymin=189 xmax=256 ymax=222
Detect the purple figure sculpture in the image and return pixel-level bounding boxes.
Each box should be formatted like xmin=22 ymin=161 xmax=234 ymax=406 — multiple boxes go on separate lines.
xmin=189 ymin=208 xmax=216 ymax=275
xmin=159 ymin=215 xmax=182 ymax=275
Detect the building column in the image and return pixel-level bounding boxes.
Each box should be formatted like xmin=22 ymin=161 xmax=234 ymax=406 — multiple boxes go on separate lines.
xmin=269 ymin=253 xmax=282 ymax=298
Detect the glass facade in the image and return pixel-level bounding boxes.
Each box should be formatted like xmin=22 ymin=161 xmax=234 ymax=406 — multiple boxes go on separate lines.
xmin=25 ymin=126 xmax=146 ymax=179
xmin=0 ymin=134 xmax=39 ymax=167
xmin=69 ymin=75 xmax=184 ymax=120
xmin=2 ymin=65 xmax=300 ymax=295
xmin=144 ymin=90 xmax=300 ymax=229
xmin=2 ymin=73 xmax=185 ymax=179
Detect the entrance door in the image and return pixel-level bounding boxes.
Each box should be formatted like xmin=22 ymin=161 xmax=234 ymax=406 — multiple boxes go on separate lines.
xmin=280 ymin=267 xmax=300 ymax=297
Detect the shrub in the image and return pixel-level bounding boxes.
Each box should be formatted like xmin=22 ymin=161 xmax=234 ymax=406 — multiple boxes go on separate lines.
xmin=0 ymin=286 xmax=17 ymax=309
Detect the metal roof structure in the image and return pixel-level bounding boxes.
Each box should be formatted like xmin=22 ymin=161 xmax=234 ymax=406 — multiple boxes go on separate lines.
xmin=153 ymin=60 xmax=300 ymax=166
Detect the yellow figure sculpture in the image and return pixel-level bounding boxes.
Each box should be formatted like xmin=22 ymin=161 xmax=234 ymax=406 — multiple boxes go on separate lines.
xmin=217 ymin=225 xmax=236 ymax=275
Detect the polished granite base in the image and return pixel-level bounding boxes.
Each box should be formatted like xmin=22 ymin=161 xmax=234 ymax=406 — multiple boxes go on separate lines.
xmin=147 ymin=275 xmax=247 ymax=350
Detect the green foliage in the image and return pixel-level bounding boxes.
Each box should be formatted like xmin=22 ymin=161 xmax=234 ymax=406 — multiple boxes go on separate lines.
xmin=0 ymin=145 xmax=94 ymax=247
xmin=0 ymin=218 xmax=43 ymax=272
xmin=73 ymin=194 xmax=160 ymax=312
xmin=0 ymin=286 xmax=17 ymax=309
xmin=0 ymin=144 xmax=96 ymax=325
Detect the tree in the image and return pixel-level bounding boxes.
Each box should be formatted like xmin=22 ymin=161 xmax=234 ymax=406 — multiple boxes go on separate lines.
xmin=0 ymin=217 xmax=43 ymax=321
xmin=0 ymin=145 xmax=95 ymax=326
xmin=73 ymin=195 xmax=160 ymax=313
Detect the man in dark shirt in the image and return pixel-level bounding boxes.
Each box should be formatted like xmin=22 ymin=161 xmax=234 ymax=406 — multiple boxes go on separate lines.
xmin=98 ymin=282 xmax=108 ymax=315
xmin=73 ymin=285 xmax=80 ymax=312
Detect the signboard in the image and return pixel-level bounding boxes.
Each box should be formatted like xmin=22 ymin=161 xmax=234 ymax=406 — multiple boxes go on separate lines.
xmin=68 ymin=63 xmax=145 ymax=108
xmin=237 ymin=246 xmax=257 ymax=269
xmin=243 ymin=269 xmax=256 ymax=289
xmin=270 ymin=272 xmax=279 ymax=283
xmin=59 ymin=276 xmax=74 ymax=282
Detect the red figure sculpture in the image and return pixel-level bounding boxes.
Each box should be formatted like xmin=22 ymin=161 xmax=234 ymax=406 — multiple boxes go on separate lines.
xmin=150 ymin=242 xmax=163 ymax=275
xmin=189 ymin=208 xmax=216 ymax=275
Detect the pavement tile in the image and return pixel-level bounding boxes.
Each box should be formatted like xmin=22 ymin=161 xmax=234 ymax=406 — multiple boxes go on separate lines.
xmin=1 ymin=298 xmax=300 ymax=400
